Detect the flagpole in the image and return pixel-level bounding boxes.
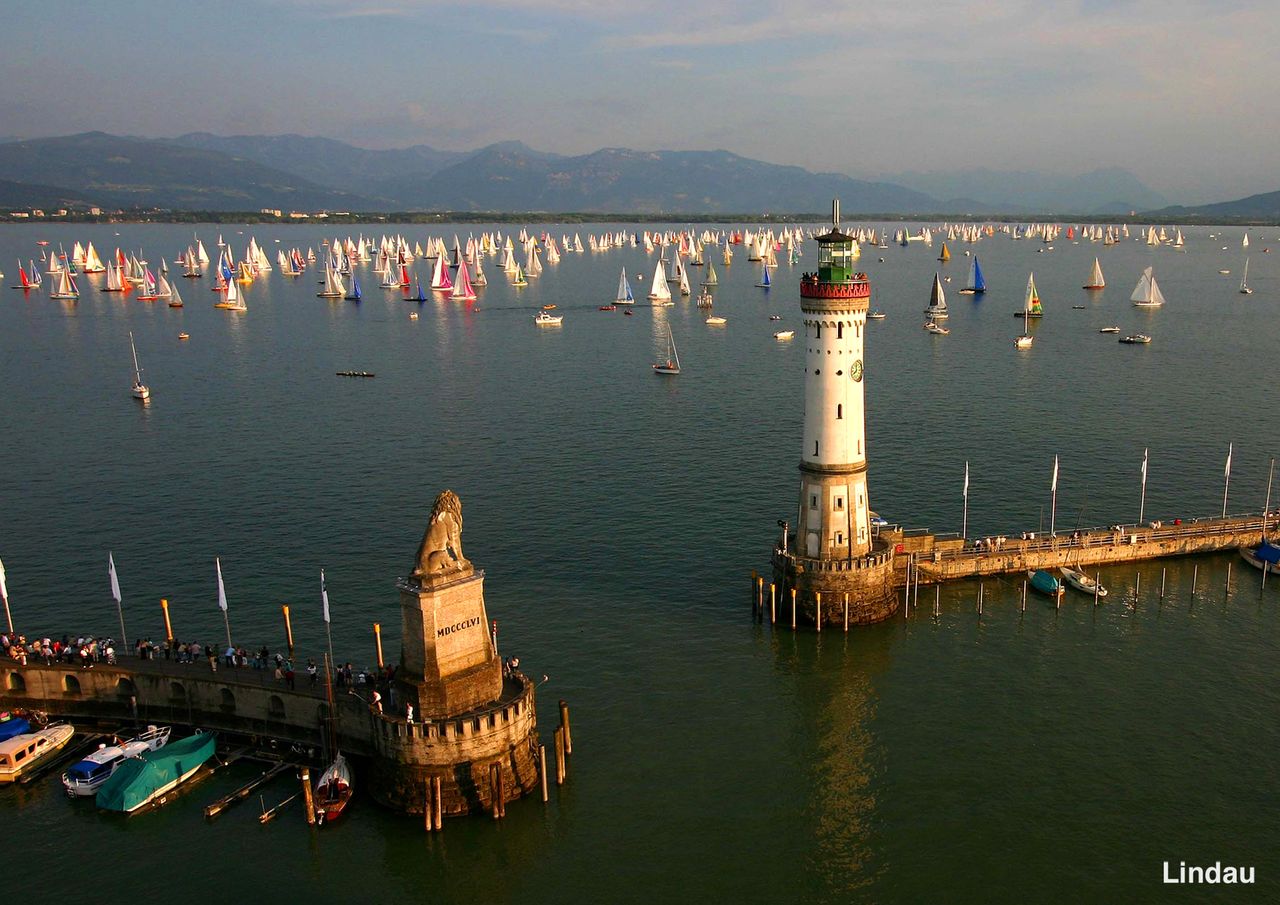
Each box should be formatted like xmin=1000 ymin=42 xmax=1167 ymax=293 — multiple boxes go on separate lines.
xmin=321 ymin=570 xmax=335 ymax=676
xmin=216 ymin=557 xmax=232 ymax=651
xmin=1222 ymin=442 xmax=1233 ymax=519
xmin=1139 ymin=448 xmax=1148 ymax=524
xmin=0 ymin=557 xmax=11 ymax=636
xmin=109 ymin=553 xmax=127 ymax=648
xmin=962 ymin=460 xmax=970 ymax=542
xmin=1050 ymin=454 xmax=1059 ymax=536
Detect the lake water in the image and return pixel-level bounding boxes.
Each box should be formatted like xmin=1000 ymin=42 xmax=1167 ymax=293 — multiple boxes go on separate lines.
xmin=0 ymin=221 xmax=1277 ymax=902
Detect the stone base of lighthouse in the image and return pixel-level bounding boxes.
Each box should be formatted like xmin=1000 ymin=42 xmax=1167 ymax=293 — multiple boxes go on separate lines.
xmin=771 ymin=540 xmax=899 ymax=626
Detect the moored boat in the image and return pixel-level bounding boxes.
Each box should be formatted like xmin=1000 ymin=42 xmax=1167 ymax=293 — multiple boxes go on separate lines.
xmin=0 ymin=713 xmax=32 ymax=742
xmin=62 ymin=725 xmax=171 ymax=798
xmin=0 ymin=723 xmax=75 ymax=783
xmin=1060 ymin=566 xmax=1108 ymax=597
xmin=1028 ymin=569 xmax=1064 ymax=597
xmin=96 ymin=731 xmax=217 ymax=813
xmin=1120 ymin=333 xmax=1152 ymax=344
xmin=313 ymin=752 xmax=353 ymax=825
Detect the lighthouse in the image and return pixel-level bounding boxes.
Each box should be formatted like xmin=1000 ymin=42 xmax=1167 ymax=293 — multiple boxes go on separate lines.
xmin=772 ymin=199 xmax=898 ymax=626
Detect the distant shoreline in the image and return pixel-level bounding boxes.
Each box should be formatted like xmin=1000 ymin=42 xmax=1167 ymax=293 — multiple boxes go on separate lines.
xmin=1 ymin=210 xmax=1276 ymax=227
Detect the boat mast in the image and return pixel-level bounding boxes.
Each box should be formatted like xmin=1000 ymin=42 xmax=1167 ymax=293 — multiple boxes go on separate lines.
xmin=129 ymin=331 xmax=143 ymax=385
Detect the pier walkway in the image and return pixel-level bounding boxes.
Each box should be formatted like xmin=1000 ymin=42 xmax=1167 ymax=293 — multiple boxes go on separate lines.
xmin=885 ymin=510 xmax=1278 ymax=585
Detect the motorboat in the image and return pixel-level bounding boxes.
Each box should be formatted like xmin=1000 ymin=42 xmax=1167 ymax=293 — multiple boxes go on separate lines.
xmin=867 ymin=309 xmax=886 ymax=319
xmin=1060 ymin=566 xmax=1108 ymax=598
xmin=0 ymin=723 xmax=75 ymax=783
xmin=773 ymin=330 xmax=794 ymax=340
xmin=1119 ymin=334 xmax=1152 ymax=344
xmin=705 ymin=315 xmax=726 ymax=325
xmin=1028 ymin=570 xmax=1065 ymax=598
xmin=768 ymin=314 xmax=781 ymax=321
xmin=1240 ymin=541 xmax=1280 ymax=575
xmin=178 ymin=332 xmax=190 ymax=341
xmin=1099 ymin=326 xmax=1120 ymax=334
xmin=533 ymin=310 xmax=563 ymax=326
xmin=598 ymin=304 xmax=617 ymax=311
xmin=96 ymin=731 xmax=217 ymax=813
xmin=62 ymin=726 xmax=171 ymax=798
xmin=923 ymin=320 xmax=950 ymax=335
xmin=0 ymin=713 xmax=32 ymax=742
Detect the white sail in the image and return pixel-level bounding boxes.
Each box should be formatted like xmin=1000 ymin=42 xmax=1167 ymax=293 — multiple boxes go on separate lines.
xmin=648 ymin=259 xmax=671 ymax=301
xmin=616 ymin=268 xmax=634 ymax=304
xmin=1130 ymin=266 xmax=1165 ymax=306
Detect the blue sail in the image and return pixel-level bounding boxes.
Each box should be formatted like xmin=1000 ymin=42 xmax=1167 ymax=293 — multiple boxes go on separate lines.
xmin=969 ymin=256 xmax=987 ymax=293
xmin=346 ymin=276 xmax=361 ymax=301
xmin=413 ymin=278 xmax=427 ymax=302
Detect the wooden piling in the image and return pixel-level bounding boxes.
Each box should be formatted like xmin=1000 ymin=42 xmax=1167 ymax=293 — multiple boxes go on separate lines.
xmin=1225 ymin=561 xmax=1232 ymax=598
xmin=559 ymin=700 xmax=572 ymax=755
xmin=425 ymin=778 xmax=433 ymax=832
xmin=815 ymin=592 xmax=822 ymax=633
xmin=843 ymin=593 xmax=849 ymax=633
xmin=1159 ymin=568 xmax=1166 ymax=600
xmin=498 ymin=765 xmax=506 ymax=818
xmin=1192 ymin=564 xmax=1199 ymax=596
xmin=300 ymin=767 xmax=315 ymax=827
xmin=1094 ymin=573 xmax=1100 ymax=607
xmin=161 ymin=598 xmax=174 ymax=643
xmin=554 ymin=727 xmax=566 ymax=785
xmin=374 ymin=622 xmax=384 ymax=669
xmin=755 ymin=574 xmax=763 ymax=620
xmin=978 ymin=585 xmax=983 ymax=617
xmin=539 ymin=745 xmax=549 ymax=802
xmin=1134 ymin=572 xmax=1141 ymax=605
xmin=769 ymin=583 xmax=776 ymax=625
xmin=490 ymin=764 xmax=501 ymax=820
xmin=282 ymin=604 xmax=294 ymax=656
xmin=790 ymin=588 xmax=797 ymax=631
xmin=1021 ymin=580 xmax=1027 ymax=612
xmin=433 ymin=776 xmax=443 ymax=830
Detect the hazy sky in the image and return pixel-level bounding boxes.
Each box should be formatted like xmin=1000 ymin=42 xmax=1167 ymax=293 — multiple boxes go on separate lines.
xmin=3 ymin=0 xmax=1276 ymax=203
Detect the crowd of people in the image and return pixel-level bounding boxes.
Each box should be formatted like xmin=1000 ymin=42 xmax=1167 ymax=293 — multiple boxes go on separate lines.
xmin=2 ymin=632 xmax=118 ymax=667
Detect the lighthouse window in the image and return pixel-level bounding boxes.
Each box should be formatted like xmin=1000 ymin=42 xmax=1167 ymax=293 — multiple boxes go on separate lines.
xmin=837 ymin=404 xmax=843 ymax=419
xmin=836 ymin=532 xmax=844 ymax=545
xmin=811 ymin=494 xmax=819 ymax=508
xmin=837 ymin=323 xmax=843 ymax=339
xmin=814 ymin=369 xmax=820 ymax=375
xmin=835 ymin=497 xmax=844 ymax=510
xmin=815 ymin=325 xmax=821 ymax=339
xmin=814 ymin=441 xmax=820 ymax=457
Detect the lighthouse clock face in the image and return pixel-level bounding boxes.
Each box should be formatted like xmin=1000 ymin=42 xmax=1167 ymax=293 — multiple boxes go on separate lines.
xmin=851 ymin=359 xmax=864 ymax=382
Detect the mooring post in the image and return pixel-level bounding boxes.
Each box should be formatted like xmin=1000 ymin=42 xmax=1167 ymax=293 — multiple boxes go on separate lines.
xmin=843 ymin=593 xmax=849 ymax=633
xmin=1094 ymin=573 xmax=1100 ymax=607
xmin=913 ymin=562 xmax=920 ymax=611
xmin=769 ymin=584 xmax=776 ymax=625
xmin=1134 ymin=572 xmax=1141 ymax=605
xmin=490 ymin=764 xmax=501 ymax=820
xmin=424 ymin=779 xmax=432 ymax=832
xmin=815 ymin=592 xmax=822 ymax=633
xmin=433 ymin=776 xmax=444 ymax=830
xmin=1192 ymin=563 xmax=1199 ymax=598
xmin=374 ymin=622 xmax=385 ymax=669
xmin=751 ymin=571 xmax=758 ymax=618
xmin=160 ymin=598 xmax=174 ymax=644
xmin=756 ymin=575 xmax=764 ymax=620
xmin=554 ymin=727 xmax=566 ymax=785
xmin=1160 ymin=568 xmax=1166 ymax=601
xmin=790 ymin=588 xmax=797 ymax=631
xmin=559 ymin=700 xmax=572 ymax=755
xmin=978 ymin=584 xmax=983 ymax=617
xmin=1225 ymin=561 xmax=1232 ymax=599
xmin=498 ymin=766 xmax=506 ymax=819
xmin=300 ymin=767 xmax=315 ymax=827
xmin=934 ymin=586 xmax=940 ymax=618
xmin=539 ymin=745 xmax=549 ymax=802
xmin=282 ymin=604 xmax=294 ymax=657
xmin=1021 ymin=580 xmax=1027 ymax=613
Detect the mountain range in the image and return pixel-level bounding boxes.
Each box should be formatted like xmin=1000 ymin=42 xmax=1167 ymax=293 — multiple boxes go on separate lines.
xmin=0 ymin=130 xmax=1268 ymax=219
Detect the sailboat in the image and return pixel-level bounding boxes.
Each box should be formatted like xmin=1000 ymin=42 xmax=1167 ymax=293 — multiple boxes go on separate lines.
xmin=1015 ymin=302 xmax=1034 ymax=349
xmin=701 ymin=259 xmax=718 ymax=287
xmin=1239 ymin=258 xmax=1253 ymax=295
xmin=214 ymin=278 xmax=247 ymax=311
xmin=166 ymin=281 xmax=185 ymax=308
xmin=317 ymin=262 xmax=344 ymax=298
xmin=615 ymin=268 xmax=635 ymax=305
xmin=450 ymin=261 xmax=477 ymax=301
xmin=755 ymin=262 xmax=771 ymax=289
xmin=924 ymin=273 xmax=948 ymax=319
xmin=50 ymin=268 xmax=79 ymax=300
xmin=648 ymin=259 xmax=672 ymax=305
xmin=938 ymin=242 xmax=950 ymax=262
xmin=653 ymin=324 xmax=681 ymax=375
xmin=345 ymin=275 xmax=362 ymax=301
xmin=1130 ymin=266 xmax=1166 ymax=307
xmin=1083 ymin=257 xmax=1105 ymax=290
xmin=958 ymin=256 xmax=986 ymax=294
xmin=1014 ymin=273 xmax=1043 ymax=318
xmin=129 ymin=332 xmax=149 ymax=400
xmin=313 ymin=752 xmax=353 ymax=825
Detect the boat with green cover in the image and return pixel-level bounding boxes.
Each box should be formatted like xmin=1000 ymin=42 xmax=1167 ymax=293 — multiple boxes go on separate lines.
xmin=96 ymin=731 xmax=217 ymax=813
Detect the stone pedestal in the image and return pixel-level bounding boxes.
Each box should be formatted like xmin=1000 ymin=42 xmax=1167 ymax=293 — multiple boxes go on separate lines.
xmin=397 ymin=568 xmax=503 ymax=719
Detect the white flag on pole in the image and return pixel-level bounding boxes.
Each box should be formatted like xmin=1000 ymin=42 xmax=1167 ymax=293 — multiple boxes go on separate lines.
xmin=108 ymin=552 xmax=122 ymax=603
xmin=0 ymin=557 xmax=7 ymax=601
xmin=963 ymin=461 xmax=969 ymax=498
xmin=1051 ymin=455 xmax=1059 ymax=492
xmin=1225 ymin=443 xmax=1233 ymax=478
xmin=1141 ymin=448 xmax=1148 ymax=483
xmin=216 ymin=557 xmax=228 ymax=612
xmin=321 ymin=570 xmax=330 ymax=624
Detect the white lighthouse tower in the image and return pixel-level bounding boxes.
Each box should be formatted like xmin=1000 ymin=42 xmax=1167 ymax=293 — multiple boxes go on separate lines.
xmin=773 ymin=199 xmax=897 ymax=626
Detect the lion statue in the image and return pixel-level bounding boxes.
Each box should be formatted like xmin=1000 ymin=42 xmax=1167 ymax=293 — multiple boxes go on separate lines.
xmin=412 ymin=490 xmax=471 ymax=579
